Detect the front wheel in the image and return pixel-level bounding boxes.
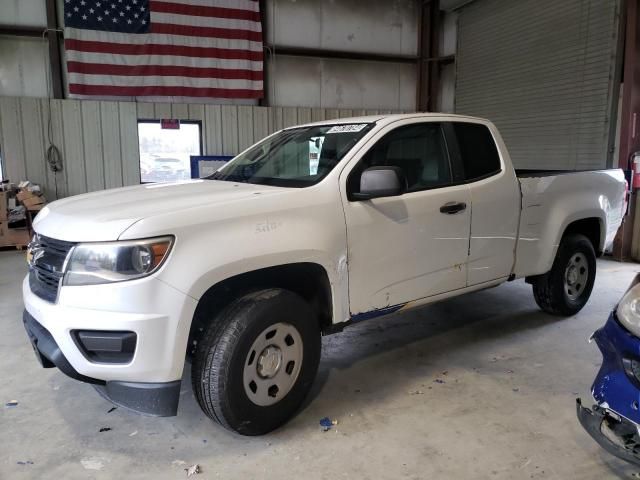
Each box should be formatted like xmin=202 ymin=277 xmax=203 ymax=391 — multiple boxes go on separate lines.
xmin=532 ymin=233 xmax=597 ymax=316
xmin=191 ymin=289 xmax=320 ymax=435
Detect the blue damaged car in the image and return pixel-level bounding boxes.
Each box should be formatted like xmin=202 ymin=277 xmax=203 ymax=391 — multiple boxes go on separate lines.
xmin=578 ymin=274 xmax=640 ymax=465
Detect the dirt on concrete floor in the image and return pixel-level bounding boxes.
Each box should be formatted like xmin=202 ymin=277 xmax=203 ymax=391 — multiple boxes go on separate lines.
xmin=1 ymin=251 xmax=639 ymax=479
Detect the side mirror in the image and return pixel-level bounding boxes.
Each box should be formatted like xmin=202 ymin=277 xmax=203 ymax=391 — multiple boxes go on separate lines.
xmin=352 ymin=166 xmax=406 ymax=200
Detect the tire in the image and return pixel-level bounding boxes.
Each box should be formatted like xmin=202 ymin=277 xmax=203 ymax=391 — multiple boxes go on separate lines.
xmin=532 ymin=233 xmax=596 ymax=316
xmin=191 ymin=288 xmax=321 ymax=435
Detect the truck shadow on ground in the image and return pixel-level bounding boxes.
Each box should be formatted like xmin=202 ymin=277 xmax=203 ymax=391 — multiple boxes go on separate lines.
xmin=40 ymin=275 xmax=632 ymax=478
xmin=304 ymin=281 xmax=559 ymax=406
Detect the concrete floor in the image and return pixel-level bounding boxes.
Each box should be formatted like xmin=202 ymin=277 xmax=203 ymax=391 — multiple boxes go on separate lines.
xmin=1 ymin=251 xmax=640 ymax=480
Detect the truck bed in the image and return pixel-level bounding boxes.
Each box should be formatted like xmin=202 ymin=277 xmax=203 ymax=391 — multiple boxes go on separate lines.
xmin=513 ymin=168 xmax=626 ymax=278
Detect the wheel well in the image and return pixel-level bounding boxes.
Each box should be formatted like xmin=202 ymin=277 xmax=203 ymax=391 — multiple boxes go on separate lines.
xmin=563 ymin=217 xmax=602 ymax=255
xmin=187 ymin=263 xmax=333 ymax=356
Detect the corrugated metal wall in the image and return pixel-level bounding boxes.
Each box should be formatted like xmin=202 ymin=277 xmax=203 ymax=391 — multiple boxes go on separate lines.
xmin=265 ymin=0 xmax=418 ymax=110
xmin=0 ymin=96 xmax=399 ymax=198
xmin=455 ymin=0 xmax=621 ymax=170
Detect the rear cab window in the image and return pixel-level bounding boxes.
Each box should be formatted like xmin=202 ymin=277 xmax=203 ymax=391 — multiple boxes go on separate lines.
xmin=451 ymin=122 xmax=501 ymax=181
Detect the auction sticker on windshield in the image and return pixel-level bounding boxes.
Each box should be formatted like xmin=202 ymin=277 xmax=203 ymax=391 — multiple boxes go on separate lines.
xmin=326 ymin=124 xmax=368 ymax=134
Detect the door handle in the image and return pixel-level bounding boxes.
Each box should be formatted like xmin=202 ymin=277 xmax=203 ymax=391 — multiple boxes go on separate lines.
xmin=440 ymin=201 xmax=467 ymax=214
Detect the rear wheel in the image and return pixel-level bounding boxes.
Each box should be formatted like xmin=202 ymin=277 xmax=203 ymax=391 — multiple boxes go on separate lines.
xmin=191 ymin=288 xmax=320 ymax=435
xmin=532 ymin=233 xmax=596 ymax=316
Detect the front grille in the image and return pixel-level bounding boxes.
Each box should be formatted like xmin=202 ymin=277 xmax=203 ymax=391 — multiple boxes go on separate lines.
xmin=28 ymin=235 xmax=76 ymax=303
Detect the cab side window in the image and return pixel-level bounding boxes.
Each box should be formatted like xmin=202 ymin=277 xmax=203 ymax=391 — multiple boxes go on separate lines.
xmin=349 ymin=123 xmax=452 ymax=194
xmin=452 ymin=122 xmax=501 ymax=181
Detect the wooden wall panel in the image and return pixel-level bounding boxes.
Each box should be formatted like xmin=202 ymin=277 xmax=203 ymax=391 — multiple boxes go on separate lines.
xmin=325 ymin=108 xmax=339 ymax=121
xmin=311 ymin=108 xmax=325 ymax=123
xmin=252 ymin=107 xmax=270 ymax=143
xmin=119 ymin=102 xmax=140 ymax=186
xmin=61 ymin=100 xmax=86 ymax=196
xmin=221 ymin=105 xmax=239 ymax=155
xmin=0 ymin=97 xmax=408 ymax=198
xmin=297 ymin=107 xmax=311 ymax=125
xmin=19 ymin=98 xmax=47 ymax=189
xmin=136 ymin=102 xmax=154 ymax=119
xmin=171 ymin=103 xmax=190 ymax=119
xmin=81 ymin=101 xmax=105 ymax=193
xmin=154 ymin=103 xmax=171 ymax=118
xmin=282 ymin=107 xmax=298 ymax=128
xmin=0 ymin=97 xmax=26 ymax=182
xmin=204 ymin=104 xmax=223 ymax=155
xmin=100 ymin=102 xmax=123 ymax=189
xmin=237 ymin=106 xmax=254 ymax=152
xmin=47 ymin=100 xmax=67 ymax=198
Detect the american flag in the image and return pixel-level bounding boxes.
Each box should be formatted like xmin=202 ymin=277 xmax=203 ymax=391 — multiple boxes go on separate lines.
xmin=63 ymin=0 xmax=263 ymax=99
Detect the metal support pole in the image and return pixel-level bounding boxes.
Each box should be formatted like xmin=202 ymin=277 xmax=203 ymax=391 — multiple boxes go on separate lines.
xmin=417 ymin=0 xmax=441 ymax=112
xmin=45 ymin=0 xmax=64 ymax=99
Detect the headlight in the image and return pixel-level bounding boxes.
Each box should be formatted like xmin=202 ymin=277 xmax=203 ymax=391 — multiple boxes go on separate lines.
xmin=616 ymin=274 xmax=640 ymax=336
xmin=63 ymin=236 xmax=173 ymax=286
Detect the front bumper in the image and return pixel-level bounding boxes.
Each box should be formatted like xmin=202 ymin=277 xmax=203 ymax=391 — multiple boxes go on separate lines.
xmin=578 ymin=311 xmax=640 ymax=464
xmin=577 ymin=399 xmax=640 ymax=466
xmin=22 ymin=273 xmax=198 ymax=416
xmin=23 ymin=310 xmax=180 ymax=416
xmin=590 ymin=312 xmax=640 ymax=422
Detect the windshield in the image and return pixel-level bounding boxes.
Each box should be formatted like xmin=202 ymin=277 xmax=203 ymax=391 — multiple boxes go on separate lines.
xmin=207 ymin=123 xmax=375 ymax=187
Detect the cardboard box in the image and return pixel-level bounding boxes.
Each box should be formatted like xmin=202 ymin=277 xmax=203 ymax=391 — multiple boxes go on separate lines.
xmin=22 ymin=195 xmax=45 ymax=208
xmin=16 ymin=190 xmax=35 ymax=202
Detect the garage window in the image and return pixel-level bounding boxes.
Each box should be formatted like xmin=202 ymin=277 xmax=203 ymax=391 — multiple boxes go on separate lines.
xmin=138 ymin=121 xmax=202 ymax=183
xmin=452 ymin=123 xmax=501 ymax=181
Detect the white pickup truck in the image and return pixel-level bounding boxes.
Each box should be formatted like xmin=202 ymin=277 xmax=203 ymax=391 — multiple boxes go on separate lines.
xmin=23 ymin=114 xmax=626 ymax=435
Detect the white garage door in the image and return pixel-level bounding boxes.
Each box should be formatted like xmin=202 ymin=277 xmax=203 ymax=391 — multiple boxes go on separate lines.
xmin=455 ymin=0 xmax=621 ymax=170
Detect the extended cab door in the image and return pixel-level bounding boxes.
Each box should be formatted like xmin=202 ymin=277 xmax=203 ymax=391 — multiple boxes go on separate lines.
xmin=448 ymin=121 xmax=520 ymax=286
xmin=340 ymin=120 xmax=472 ymax=315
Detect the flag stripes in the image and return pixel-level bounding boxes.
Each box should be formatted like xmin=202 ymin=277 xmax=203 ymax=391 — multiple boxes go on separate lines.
xmin=64 ymin=0 xmax=264 ymax=100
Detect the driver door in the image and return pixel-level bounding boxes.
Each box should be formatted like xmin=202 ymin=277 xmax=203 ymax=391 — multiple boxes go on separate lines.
xmin=340 ymin=120 xmax=472 ymax=315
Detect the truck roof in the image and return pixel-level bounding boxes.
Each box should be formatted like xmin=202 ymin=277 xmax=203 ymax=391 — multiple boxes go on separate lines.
xmin=290 ymin=113 xmax=490 ymax=129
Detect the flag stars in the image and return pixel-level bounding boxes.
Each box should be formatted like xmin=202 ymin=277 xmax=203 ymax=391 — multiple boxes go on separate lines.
xmin=141 ymin=19 xmax=147 ymax=24
xmin=111 ymin=3 xmax=116 ymax=8
xmin=140 ymin=6 xmax=145 ymax=11
xmin=66 ymin=12 xmax=72 ymax=17
xmin=89 ymin=8 xmax=94 ymax=13
xmin=119 ymin=11 xmax=124 ymax=16
xmin=105 ymin=9 xmax=109 ymax=15
xmin=125 ymin=5 xmax=131 ymax=10
xmin=96 ymin=2 xmax=101 ymax=7
xmin=82 ymin=14 xmax=87 ymax=19
xmin=112 ymin=17 xmax=118 ymax=23
xmin=73 ymin=6 xmax=79 ymax=11
xmin=80 ymin=0 xmax=86 ymax=4
xmin=127 ymin=19 xmax=132 ymax=24
xmin=133 ymin=12 xmax=139 ymax=18
xmin=97 ymin=15 xmax=103 ymax=21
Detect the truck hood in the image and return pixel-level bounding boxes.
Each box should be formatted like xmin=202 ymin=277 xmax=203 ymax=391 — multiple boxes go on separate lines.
xmin=33 ymin=180 xmax=286 ymax=242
